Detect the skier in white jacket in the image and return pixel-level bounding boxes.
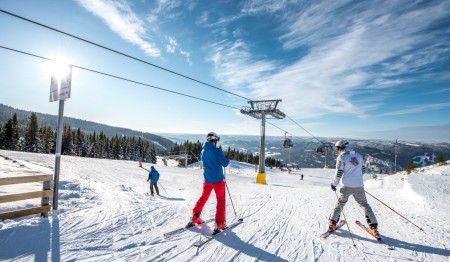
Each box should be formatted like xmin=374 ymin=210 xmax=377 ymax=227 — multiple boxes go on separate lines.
xmin=328 ymin=140 xmax=379 ymax=237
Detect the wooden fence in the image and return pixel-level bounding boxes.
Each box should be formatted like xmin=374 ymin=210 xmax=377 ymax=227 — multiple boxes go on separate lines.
xmin=0 ymin=174 xmax=53 ymax=220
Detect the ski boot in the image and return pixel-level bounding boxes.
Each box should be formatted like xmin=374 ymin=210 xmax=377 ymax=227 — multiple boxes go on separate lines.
xmin=368 ymin=224 xmax=380 ymax=238
xmin=185 ymin=212 xmax=203 ymax=228
xmin=212 ymin=222 xmax=227 ymax=235
xmin=328 ymin=220 xmax=337 ymax=232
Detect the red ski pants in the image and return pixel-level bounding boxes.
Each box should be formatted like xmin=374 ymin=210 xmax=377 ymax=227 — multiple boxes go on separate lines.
xmin=193 ymin=180 xmax=226 ymax=226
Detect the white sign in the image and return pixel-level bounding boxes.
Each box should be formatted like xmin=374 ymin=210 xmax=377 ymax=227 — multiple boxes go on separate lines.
xmin=50 ymin=65 xmax=72 ymax=102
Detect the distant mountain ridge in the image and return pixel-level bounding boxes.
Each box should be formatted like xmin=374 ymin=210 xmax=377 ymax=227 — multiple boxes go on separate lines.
xmin=159 ymin=133 xmax=450 ymax=171
xmin=2 ymin=104 xmax=448 ymax=170
xmin=0 ymin=104 xmax=175 ymax=150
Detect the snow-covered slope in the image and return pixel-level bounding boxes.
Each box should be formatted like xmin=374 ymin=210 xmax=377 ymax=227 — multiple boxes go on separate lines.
xmin=0 ymin=150 xmax=449 ymax=261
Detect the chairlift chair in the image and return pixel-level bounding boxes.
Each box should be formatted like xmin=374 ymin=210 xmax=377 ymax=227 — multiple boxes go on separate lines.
xmin=283 ymin=138 xmax=293 ymax=148
xmin=316 ymin=147 xmax=324 ymax=155
xmin=283 ymin=132 xmax=293 ymax=148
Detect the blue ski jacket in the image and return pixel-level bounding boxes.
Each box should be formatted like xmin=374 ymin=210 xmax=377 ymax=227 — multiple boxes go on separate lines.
xmin=201 ymin=141 xmax=230 ymax=183
xmin=148 ymin=166 xmax=160 ymax=182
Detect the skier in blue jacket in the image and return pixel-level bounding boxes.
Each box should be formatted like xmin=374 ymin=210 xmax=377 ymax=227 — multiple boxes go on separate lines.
xmin=147 ymin=166 xmax=160 ymax=196
xmin=187 ymin=132 xmax=230 ymax=234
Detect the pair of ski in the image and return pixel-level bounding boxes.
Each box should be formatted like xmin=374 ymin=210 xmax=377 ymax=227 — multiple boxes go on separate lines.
xmin=321 ymin=220 xmax=394 ymax=250
xmin=162 ymin=218 xmax=215 ymax=237
xmin=163 ymin=218 xmax=244 ymax=247
xmin=193 ymin=219 xmax=244 ymax=247
xmin=355 ymin=220 xmax=394 ymax=250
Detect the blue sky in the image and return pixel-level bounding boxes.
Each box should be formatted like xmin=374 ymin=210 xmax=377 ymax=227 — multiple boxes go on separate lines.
xmin=1 ymin=0 xmax=449 ymax=141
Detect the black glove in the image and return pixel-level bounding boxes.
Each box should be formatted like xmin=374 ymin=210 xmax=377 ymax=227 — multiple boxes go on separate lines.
xmin=330 ymin=183 xmax=336 ymax=191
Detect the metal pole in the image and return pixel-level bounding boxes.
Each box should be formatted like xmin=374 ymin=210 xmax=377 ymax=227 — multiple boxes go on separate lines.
xmin=288 ymin=148 xmax=291 ymax=163
xmin=258 ymin=113 xmax=266 ymax=174
xmin=394 ymin=139 xmax=398 ymax=173
xmin=53 ymin=99 xmax=65 ymax=210
xmin=255 ymin=113 xmax=267 ymax=184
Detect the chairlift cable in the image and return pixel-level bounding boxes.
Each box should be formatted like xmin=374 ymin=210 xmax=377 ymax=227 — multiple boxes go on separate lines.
xmin=0 ymin=45 xmax=240 ymax=110
xmin=0 ymin=45 xmax=321 ymax=143
xmin=0 ymin=9 xmax=252 ymax=101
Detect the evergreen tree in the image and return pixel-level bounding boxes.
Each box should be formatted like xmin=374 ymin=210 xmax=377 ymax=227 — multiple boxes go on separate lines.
xmin=10 ymin=113 xmax=19 ymax=150
xmin=434 ymin=154 xmax=446 ymax=166
xmin=90 ymin=132 xmax=97 ymax=157
xmin=150 ymin=144 xmax=157 ymax=164
xmin=227 ymin=147 xmax=232 ymax=158
xmin=405 ymin=160 xmax=414 ymax=174
xmin=39 ymin=126 xmax=54 ymax=154
xmin=98 ymin=132 xmax=106 ymax=158
xmin=13 ymin=113 xmax=20 ymax=150
xmin=104 ymin=136 xmax=111 ymax=158
xmin=112 ymin=135 xmax=121 ymax=159
xmin=122 ymin=135 xmax=130 ymax=160
xmin=24 ymin=112 xmax=40 ymax=152
xmin=0 ymin=111 xmax=171 ymax=162
xmin=76 ymin=128 xmax=86 ymax=156
xmin=0 ymin=118 xmax=13 ymax=149
xmin=61 ymin=125 xmax=73 ymax=155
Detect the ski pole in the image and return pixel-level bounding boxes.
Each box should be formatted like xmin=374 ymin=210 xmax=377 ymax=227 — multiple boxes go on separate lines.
xmin=224 ymin=167 xmax=243 ymax=221
xmin=365 ymin=190 xmax=424 ymax=231
xmin=334 ymin=190 xmax=357 ymax=248
xmin=158 ymin=181 xmax=168 ymax=195
xmin=140 ymin=166 xmax=150 ymax=172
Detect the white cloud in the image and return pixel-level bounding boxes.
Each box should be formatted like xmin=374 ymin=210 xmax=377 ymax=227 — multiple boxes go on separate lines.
xmin=150 ymin=0 xmax=197 ymax=21
xmin=379 ymin=102 xmax=450 ymax=117
xmin=207 ymin=0 xmax=450 ymax=121
xmin=425 ymin=87 xmax=450 ymax=95
xmin=76 ymin=0 xmax=161 ymax=57
xmin=208 ymin=40 xmax=277 ymax=92
xmin=241 ymin=0 xmax=292 ymax=14
xmin=179 ymin=49 xmax=192 ymax=65
xmin=166 ymin=37 xmax=177 ymax=53
xmin=164 ymin=37 xmax=192 ymax=65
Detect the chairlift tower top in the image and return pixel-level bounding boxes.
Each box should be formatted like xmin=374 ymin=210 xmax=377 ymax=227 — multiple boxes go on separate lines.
xmin=240 ymin=99 xmax=286 ymax=119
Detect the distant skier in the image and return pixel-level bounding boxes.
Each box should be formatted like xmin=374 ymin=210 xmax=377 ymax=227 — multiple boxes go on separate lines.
xmin=301 ymin=174 xmax=304 ymax=180
xmin=147 ymin=166 xmax=160 ymax=196
xmin=328 ymin=140 xmax=380 ymax=237
xmin=187 ymin=132 xmax=230 ymax=234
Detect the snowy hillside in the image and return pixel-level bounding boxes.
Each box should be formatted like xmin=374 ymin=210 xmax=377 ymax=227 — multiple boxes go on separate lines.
xmin=0 ymin=149 xmax=449 ymax=261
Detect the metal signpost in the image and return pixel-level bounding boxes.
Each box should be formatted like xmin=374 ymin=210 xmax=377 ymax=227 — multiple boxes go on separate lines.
xmin=49 ymin=63 xmax=72 ymax=210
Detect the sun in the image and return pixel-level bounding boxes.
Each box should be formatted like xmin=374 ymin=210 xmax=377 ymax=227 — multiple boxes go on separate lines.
xmin=46 ymin=57 xmax=72 ymax=80
xmin=46 ymin=56 xmax=73 ymax=102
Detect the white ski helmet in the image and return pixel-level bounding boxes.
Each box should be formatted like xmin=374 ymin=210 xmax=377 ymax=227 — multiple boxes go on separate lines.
xmin=206 ymin=132 xmax=220 ymax=142
xmin=335 ymin=140 xmax=349 ymax=150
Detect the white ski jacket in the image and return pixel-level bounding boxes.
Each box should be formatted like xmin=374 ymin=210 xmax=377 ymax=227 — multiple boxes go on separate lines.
xmin=331 ymin=147 xmax=366 ymax=188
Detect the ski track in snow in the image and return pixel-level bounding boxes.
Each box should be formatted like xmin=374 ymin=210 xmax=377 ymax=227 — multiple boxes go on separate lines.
xmin=0 ymin=150 xmax=449 ymax=261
